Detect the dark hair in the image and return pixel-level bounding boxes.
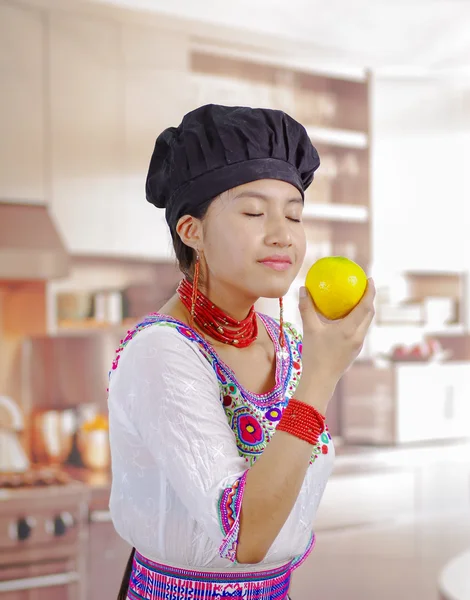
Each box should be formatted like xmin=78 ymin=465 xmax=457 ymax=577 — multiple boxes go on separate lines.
xmin=117 ymin=547 xmax=135 ymax=600
xmin=169 ymin=197 xmax=214 ymax=273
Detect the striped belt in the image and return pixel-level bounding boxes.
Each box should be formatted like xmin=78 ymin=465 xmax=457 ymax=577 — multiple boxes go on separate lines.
xmin=127 ymin=550 xmax=292 ymax=599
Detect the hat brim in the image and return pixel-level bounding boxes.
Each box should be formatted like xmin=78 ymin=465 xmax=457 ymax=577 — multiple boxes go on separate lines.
xmin=164 ymin=157 xmax=305 ymax=229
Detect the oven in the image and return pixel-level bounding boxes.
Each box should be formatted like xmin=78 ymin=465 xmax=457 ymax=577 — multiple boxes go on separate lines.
xmin=0 ymin=469 xmax=89 ymax=599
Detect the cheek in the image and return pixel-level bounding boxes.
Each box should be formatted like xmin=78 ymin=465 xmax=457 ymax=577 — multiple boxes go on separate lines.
xmin=294 ymin=227 xmax=307 ymax=263
xmin=205 ymin=228 xmax=248 ymax=272
xmin=221 ymin=235 xmax=252 ymax=268
xmin=210 ymin=236 xmax=259 ymax=281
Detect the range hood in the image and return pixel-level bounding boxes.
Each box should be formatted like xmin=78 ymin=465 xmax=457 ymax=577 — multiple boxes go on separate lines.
xmin=0 ymin=202 xmax=70 ymax=280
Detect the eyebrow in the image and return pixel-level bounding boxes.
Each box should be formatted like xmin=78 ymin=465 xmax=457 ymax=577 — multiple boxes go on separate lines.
xmin=233 ymin=191 xmax=303 ymax=205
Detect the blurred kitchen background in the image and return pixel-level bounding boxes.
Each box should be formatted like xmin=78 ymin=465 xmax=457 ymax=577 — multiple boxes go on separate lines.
xmin=1 ymin=1 xmax=470 ymax=599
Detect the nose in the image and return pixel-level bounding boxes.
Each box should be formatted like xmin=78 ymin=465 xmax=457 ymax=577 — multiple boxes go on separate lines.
xmin=264 ymin=215 xmax=292 ymax=248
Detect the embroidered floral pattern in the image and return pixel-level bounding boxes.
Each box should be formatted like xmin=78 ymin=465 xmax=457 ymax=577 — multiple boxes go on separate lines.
xmin=231 ymin=408 xmax=267 ymax=454
xmin=218 ymin=471 xmax=248 ymax=562
xmin=110 ymin=313 xmax=330 ymax=467
xmin=176 ymin=324 xmax=199 ymax=342
xmin=265 ymin=407 xmax=282 ymax=422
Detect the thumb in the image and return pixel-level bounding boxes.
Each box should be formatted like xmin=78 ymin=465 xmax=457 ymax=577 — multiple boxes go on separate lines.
xmin=298 ymin=286 xmax=320 ymax=329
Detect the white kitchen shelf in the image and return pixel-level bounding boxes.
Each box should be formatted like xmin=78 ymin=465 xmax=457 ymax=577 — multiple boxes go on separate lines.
xmin=375 ymin=323 xmax=466 ymax=335
xmin=306 ymin=126 xmax=369 ymax=149
xmin=191 ymin=41 xmax=368 ymax=82
xmin=303 ymin=202 xmax=369 ymax=222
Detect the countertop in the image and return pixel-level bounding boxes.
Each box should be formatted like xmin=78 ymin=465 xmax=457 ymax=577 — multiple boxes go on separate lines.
xmin=64 ymin=465 xmax=112 ymax=512
xmin=325 ymin=438 xmax=470 ymax=479
xmin=65 ymin=465 xmax=111 ymax=490
xmin=59 ymin=438 xmax=470 ymax=525
xmin=64 ymin=437 xmax=470 ymax=491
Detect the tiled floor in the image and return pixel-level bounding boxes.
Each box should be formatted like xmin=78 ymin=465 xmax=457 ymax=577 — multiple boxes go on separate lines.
xmin=291 ymin=511 xmax=470 ymax=600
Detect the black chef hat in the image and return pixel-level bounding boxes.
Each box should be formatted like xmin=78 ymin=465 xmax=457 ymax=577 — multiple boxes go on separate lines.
xmin=145 ymin=104 xmax=320 ymax=230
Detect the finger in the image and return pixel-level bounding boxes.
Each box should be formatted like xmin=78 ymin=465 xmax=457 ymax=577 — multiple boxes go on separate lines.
xmin=343 ymin=278 xmax=376 ymax=329
xmin=354 ymin=300 xmax=376 ymax=340
xmin=298 ymin=286 xmax=322 ymax=330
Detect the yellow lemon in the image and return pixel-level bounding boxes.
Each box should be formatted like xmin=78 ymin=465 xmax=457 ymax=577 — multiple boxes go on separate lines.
xmin=305 ymin=256 xmax=368 ymax=320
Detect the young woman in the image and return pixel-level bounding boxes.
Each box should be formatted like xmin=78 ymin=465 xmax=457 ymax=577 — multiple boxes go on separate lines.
xmin=108 ymin=104 xmax=375 ymax=600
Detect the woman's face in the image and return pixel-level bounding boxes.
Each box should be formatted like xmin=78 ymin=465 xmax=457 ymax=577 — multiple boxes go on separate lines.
xmin=198 ymin=179 xmax=307 ymax=300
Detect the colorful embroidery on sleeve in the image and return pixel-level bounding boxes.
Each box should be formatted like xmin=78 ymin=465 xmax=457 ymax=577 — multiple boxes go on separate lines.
xmin=218 ymin=470 xmax=249 ymax=562
xmin=290 ymin=531 xmax=316 ymax=572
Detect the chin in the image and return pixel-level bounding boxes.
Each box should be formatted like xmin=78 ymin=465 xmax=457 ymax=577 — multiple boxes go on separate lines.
xmin=248 ymin=265 xmax=300 ymax=300
xmin=255 ymin=278 xmax=294 ymax=299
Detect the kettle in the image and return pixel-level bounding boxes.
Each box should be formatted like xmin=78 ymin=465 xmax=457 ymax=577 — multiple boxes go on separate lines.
xmin=0 ymin=396 xmax=30 ymax=473
xmin=31 ymin=408 xmax=77 ymax=465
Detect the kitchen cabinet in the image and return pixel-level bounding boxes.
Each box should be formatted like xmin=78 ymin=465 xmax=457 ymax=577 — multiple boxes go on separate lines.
xmin=0 ymin=4 xmax=46 ymax=203
xmin=48 ymin=13 xmax=123 ymax=256
xmin=118 ymin=25 xmax=193 ymax=260
xmin=0 ymin=585 xmax=76 ymax=600
xmin=48 ymin=16 xmax=191 ymax=259
xmin=88 ymin=519 xmax=131 ymax=600
xmin=86 ymin=483 xmax=131 ymax=600
xmin=449 ymin=363 xmax=470 ymax=429
xmin=341 ymin=361 xmax=470 ymax=444
xmin=396 ymin=363 xmax=470 ymax=443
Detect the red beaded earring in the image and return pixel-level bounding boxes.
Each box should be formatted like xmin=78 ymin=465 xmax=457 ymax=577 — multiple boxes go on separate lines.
xmin=278 ymin=296 xmax=286 ymax=353
xmin=190 ymin=252 xmax=200 ymax=329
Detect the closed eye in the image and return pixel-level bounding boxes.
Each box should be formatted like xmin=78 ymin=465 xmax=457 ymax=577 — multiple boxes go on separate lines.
xmin=243 ymin=213 xmax=301 ymax=222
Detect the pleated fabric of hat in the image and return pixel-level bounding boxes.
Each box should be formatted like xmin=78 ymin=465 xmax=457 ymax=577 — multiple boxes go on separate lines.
xmin=145 ymin=104 xmax=321 ymax=229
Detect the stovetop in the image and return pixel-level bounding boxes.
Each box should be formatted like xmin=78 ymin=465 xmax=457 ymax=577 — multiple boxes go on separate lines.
xmin=0 ymin=467 xmax=89 ymax=575
xmin=0 ymin=467 xmax=75 ymax=489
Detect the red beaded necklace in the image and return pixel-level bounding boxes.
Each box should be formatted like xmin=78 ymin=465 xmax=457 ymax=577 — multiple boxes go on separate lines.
xmin=177 ymin=277 xmax=258 ymax=348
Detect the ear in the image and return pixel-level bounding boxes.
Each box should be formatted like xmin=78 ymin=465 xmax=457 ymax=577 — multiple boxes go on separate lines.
xmin=176 ymin=215 xmax=204 ymax=250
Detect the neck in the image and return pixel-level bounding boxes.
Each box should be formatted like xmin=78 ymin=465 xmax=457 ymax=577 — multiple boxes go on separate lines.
xmin=197 ymin=278 xmax=257 ymax=322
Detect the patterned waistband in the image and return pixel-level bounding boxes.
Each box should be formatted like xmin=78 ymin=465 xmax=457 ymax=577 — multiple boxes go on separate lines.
xmin=128 ymin=551 xmax=292 ymax=600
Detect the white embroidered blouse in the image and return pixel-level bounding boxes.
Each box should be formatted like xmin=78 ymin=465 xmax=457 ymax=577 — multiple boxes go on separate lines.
xmin=108 ymin=313 xmax=335 ymax=570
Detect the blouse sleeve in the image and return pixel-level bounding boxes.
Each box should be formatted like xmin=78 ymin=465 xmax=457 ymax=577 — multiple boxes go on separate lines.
xmin=109 ymin=325 xmax=249 ymax=563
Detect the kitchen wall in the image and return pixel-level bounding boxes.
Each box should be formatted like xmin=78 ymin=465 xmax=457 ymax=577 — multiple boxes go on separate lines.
xmin=0 ymin=0 xmax=193 ymax=261
xmin=371 ymin=76 xmax=470 ymax=275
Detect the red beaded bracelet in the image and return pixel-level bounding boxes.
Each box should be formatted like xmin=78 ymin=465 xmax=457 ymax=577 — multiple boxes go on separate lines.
xmin=276 ymin=398 xmax=326 ymax=446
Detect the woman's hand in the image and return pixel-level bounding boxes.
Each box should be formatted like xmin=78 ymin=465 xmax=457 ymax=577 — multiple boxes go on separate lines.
xmin=298 ymin=278 xmax=376 ymax=393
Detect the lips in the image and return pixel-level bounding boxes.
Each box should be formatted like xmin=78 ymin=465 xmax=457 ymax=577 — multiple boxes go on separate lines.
xmin=259 ymin=256 xmax=292 ymax=272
